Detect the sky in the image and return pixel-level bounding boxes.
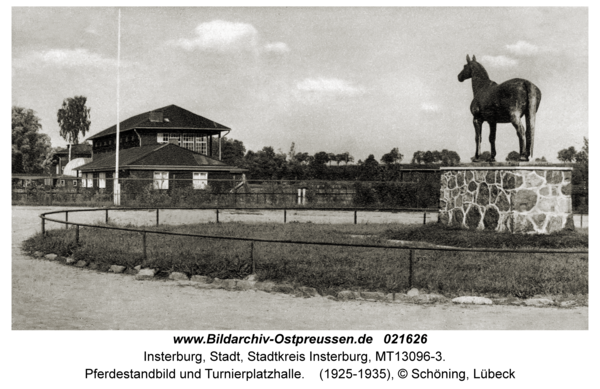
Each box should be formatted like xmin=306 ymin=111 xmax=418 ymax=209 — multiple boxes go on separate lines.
xmin=12 ymin=7 xmax=588 ymax=163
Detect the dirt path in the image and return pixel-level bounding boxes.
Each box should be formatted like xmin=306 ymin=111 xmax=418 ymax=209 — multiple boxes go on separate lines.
xmin=12 ymin=206 xmax=588 ymax=330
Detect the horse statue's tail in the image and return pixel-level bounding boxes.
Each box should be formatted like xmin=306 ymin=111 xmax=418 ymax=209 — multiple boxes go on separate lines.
xmin=525 ymin=81 xmax=542 ymax=159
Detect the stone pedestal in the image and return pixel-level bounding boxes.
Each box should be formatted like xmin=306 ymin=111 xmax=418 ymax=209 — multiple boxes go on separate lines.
xmin=438 ymin=166 xmax=574 ymax=234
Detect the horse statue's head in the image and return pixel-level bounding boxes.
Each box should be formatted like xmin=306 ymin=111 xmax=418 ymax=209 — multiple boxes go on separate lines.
xmin=457 ymin=54 xmax=477 ymax=82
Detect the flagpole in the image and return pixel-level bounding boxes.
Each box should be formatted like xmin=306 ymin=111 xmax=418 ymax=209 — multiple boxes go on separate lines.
xmin=114 ymin=8 xmax=121 ymax=206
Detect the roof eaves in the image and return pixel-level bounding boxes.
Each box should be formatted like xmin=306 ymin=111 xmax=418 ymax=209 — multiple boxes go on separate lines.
xmin=126 ymin=165 xmax=247 ymax=172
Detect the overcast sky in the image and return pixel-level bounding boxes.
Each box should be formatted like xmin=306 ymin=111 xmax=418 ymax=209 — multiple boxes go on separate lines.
xmin=12 ymin=7 xmax=588 ymax=163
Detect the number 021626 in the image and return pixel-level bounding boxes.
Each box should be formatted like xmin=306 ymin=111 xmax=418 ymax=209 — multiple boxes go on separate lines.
xmin=383 ymin=334 xmax=427 ymax=344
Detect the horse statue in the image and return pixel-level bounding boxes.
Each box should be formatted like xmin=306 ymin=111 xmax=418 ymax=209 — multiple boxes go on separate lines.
xmin=458 ymin=55 xmax=541 ymax=162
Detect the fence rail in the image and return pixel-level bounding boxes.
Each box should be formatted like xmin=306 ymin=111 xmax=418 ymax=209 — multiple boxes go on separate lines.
xmin=38 ymin=207 xmax=588 ymax=290
xmin=13 ymin=175 xmax=588 ymax=214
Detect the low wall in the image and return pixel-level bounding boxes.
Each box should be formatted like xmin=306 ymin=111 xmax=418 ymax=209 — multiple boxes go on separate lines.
xmin=438 ymin=166 xmax=574 ymax=234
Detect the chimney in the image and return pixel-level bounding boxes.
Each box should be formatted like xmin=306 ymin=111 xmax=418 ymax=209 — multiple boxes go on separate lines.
xmin=149 ymin=111 xmax=163 ymax=122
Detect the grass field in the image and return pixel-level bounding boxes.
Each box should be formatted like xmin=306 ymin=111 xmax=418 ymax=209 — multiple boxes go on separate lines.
xmin=23 ymin=222 xmax=588 ymax=298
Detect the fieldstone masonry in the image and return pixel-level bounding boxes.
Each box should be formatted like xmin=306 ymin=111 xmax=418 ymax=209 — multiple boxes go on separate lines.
xmin=439 ymin=167 xmax=574 ymax=234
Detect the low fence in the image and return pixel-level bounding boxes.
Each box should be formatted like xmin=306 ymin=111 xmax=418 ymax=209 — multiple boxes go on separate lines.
xmin=14 ymin=174 xmax=588 ymax=214
xmin=39 ymin=207 xmax=588 ymax=291
xmin=12 ymin=173 xmax=441 ymax=208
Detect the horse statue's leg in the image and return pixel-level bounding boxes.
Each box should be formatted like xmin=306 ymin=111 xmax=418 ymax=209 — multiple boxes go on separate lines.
xmin=525 ymin=82 xmax=541 ymax=160
xmin=510 ymin=113 xmax=528 ymax=161
xmin=525 ymin=114 xmax=534 ymax=161
xmin=473 ymin=117 xmax=483 ymax=161
xmin=489 ymin=122 xmax=497 ymax=162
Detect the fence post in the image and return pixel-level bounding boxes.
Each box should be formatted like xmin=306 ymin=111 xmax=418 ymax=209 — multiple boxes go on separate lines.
xmin=216 ymin=209 xmax=219 ymax=223
xmin=65 ymin=211 xmax=69 ymax=229
xmin=284 ymin=209 xmax=287 ymax=223
xmin=41 ymin=217 xmax=45 ymax=236
xmin=581 ymin=214 xmax=583 ymax=228
xmin=251 ymin=241 xmax=255 ymax=274
xmin=142 ymin=232 xmax=147 ymax=261
xmin=156 ymin=208 xmax=159 ymax=227
xmin=409 ymin=249 xmax=415 ymax=289
xmin=423 ymin=212 xmax=426 ymax=225
xmin=105 ymin=209 xmax=109 ymax=224
xmin=75 ymin=224 xmax=79 ymax=244
xmin=354 ymin=210 xmax=357 ymax=224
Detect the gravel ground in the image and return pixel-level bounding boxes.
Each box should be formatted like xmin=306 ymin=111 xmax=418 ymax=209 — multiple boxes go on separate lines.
xmin=12 ymin=206 xmax=588 ymax=330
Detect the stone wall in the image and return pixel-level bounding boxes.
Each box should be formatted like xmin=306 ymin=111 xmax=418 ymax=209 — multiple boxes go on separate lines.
xmin=438 ymin=167 xmax=574 ymax=234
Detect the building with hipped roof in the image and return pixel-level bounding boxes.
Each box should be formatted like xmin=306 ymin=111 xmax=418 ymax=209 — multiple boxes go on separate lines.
xmin=77 ymin=105 xmax=245 ymax=194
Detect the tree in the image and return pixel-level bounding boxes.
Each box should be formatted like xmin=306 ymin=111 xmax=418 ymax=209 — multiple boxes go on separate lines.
xmin=308 ymin=151 xmax=330 ymax=178
xmin=12 ymin=106 xmax=52 ymax=174
xmin=313 ymin=151 xmax=330 ymax=165
xmin=295 ymin=152 xmax=311 ymax=164
xmin=557 ymin=146 xmax=577 ymax=163
xmin=287 ymin=142 xmax=297 ymax=162
xmin=338 ymin=152 xmax=354 ymax=165
xmin=380 ymin=147 xmax=403 ymax=165
xmin=41 ymin=147 xmax=61 ymax=174
xmin=334 ymin=153 xmax=345 ymax=166
xmin=211 ymin=137 xmax=245 ymax=166
xmin=423 ymin=151 xmax=435 ymax=164
xmin=359 ymin=154 xmax=380 ymax=180
xmin=440 ymin=149 xmax=461 ymax=166
xmin=327 ymin=153 xmax=337 ymax=166
xmin=575 ymin=137 xmax=588 ymax=164
xmin=243 ymin=146 xmax=287 ymax=179
xmin=534 ymin=156 xmax=547 ymax=163
xmin=412 ymin=151 xmax=424 ymax=164
xmin=506 ymin=151 xmax=521 ymax=162
xmin=412 ymin=149 xmax=459 ymax=165
xmin=57 ymin=96 xmax=91 ymax=161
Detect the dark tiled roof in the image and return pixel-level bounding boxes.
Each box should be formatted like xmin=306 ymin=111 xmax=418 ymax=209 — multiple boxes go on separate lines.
xmin=12 ymin=173 xmax=54 ymax=179
xmin=78 ymin=144 xmax=165 ymax=171
xmin=87 ymin=105 xmax=230 ymax=140
xmin=54 ymin=143 xmax=93 ymax=155
xmin=78 ymin=144 xmax=242 ymax=172
xmin=192 ymin=153 xmax=228 ymax=166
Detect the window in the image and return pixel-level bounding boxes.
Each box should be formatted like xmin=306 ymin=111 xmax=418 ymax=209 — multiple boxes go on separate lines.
xmin=157 ymin=133 xmax=208 ymax=154
xmin=86 ymin=173 xmax=93 ymax=188
xmin=169 ymin=133 xmax=180 ymax=145
xmin=195 ymin=136 xmax=207 ymax=155
xmin=99 ymin=172 xmax=106 ymax=189
xmin=73 ymin=180 xmax=78 ymax=187
xmin=153 ymin=171 xmax=169 ymax=190
xmin=182 ymin=134 xmax=194 ymax=150
xmin=59 ymin=180 xmax=65 ymax=187
xmin=193 ymin=172 xmax=208 ymax=190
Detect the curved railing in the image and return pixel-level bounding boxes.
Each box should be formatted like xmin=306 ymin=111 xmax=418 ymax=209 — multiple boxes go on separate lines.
xmin=37 ymin=207 xmax=588 ymax=290
xmin=39 ymin=207 xmax=588 ymax=255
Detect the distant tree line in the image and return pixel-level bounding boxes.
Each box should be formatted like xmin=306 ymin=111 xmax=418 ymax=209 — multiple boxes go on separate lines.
xmin=211 ymin=139 xmax=463 ymax=181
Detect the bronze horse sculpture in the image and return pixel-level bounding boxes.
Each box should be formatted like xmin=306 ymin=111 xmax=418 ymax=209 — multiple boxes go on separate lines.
xmin=458 ymin=55 xmax=541 ymax=162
